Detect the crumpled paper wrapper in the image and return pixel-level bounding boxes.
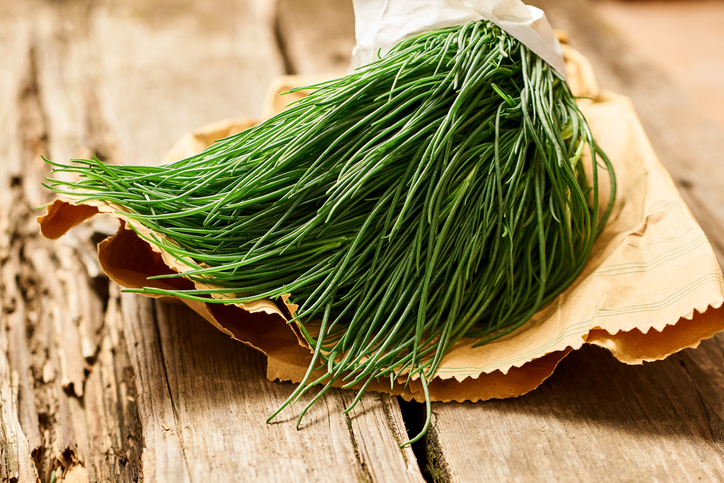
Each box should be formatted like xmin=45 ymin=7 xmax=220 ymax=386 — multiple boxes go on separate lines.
xmin=351 ymin=0 xmax=566 ymax=76
xmin=38 ymin=45 xmax=724 ymax=403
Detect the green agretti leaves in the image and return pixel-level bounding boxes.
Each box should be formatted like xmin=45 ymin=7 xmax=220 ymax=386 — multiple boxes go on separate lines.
xmin=46 ymin=21 xmax=615 ymax=444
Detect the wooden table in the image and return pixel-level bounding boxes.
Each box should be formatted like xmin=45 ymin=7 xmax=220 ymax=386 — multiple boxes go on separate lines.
xmin=1 ymin=0 xmax=723 ymax=481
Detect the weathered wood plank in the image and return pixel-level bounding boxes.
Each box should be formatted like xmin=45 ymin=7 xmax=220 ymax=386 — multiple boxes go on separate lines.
xmin=121 ymin=293 xmax=421 ymax=482
xmin=1 ymin=1 xmax=146 ymax=481
xmin=427 ymin=343 xmax=724 ymax=482
xmin=120 ymin=295 xmax=190 ymax=483
xmin=82 ymin=284 xmax=143 ymax=482
xmin=0 ymin=6 xmax=41 ymax=482
xmin=422 ymin=0 xmax=724 ymax=480
xmin=2 ymin=194 xmax=142 ymax=482
xmin=0 ymin=342 xmax=39 ymax=483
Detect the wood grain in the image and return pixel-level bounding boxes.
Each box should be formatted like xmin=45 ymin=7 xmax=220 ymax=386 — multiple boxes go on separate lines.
xmin=121 ymin=293 xmax=421 ymax=482
xmin=1 ymin=2 xmax=144 ymax=481
xmin=0 ymin=6 xmax=38 ymax=482
xmin=427 ymin=343 xmax=724 ymax=482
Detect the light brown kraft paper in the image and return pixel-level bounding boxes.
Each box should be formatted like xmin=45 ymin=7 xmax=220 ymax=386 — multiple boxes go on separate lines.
xmin=38 ymin=46 xmax=724 ymax=403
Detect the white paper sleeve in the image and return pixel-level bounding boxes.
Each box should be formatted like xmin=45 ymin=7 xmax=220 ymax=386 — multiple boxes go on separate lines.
xmin=351 ymin=0 xmax=566 ymax=77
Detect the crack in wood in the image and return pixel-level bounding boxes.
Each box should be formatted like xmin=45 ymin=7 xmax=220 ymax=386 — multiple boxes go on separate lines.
xmin=338 ymin=391 xmax=374 ymax=483
xmin=150 ymin=302 xmax=193 ymax=481
xmin=275 ymin=0 xmax=355 ymax=75
xmin=2 ymin=177 xmax=47 ymax=479
xmin=702 ymin=398 xmax=724 ymax=445
xmin=105 ymin=288 xmax=144 ymax=481
xmin=379 ymin=395 xmax=408 ymax=463
xmin=17 ymin=43 xmax=49 ymax=174
xmin=398 ymin=398 xmax=447 ymax=483
xmin=422 ymin=428 xmax=449 ymax=483
xmin=675 ymin=350 xmax=724 ymax=446
xmin=273 ymin=0 xmax=297 ymax=76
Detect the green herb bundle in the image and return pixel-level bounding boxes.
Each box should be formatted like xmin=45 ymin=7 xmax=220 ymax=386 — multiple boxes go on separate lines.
xmin=47 ymin=21 xmax=615 ymax=442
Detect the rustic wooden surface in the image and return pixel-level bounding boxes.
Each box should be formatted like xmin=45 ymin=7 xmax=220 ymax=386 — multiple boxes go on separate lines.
xmin=1 ymin=0 xmax=723 ymax=481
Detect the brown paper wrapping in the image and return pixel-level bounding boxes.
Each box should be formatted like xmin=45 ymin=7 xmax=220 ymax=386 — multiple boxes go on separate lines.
xmin=38 ymin=46 xmax=724 ymax=403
